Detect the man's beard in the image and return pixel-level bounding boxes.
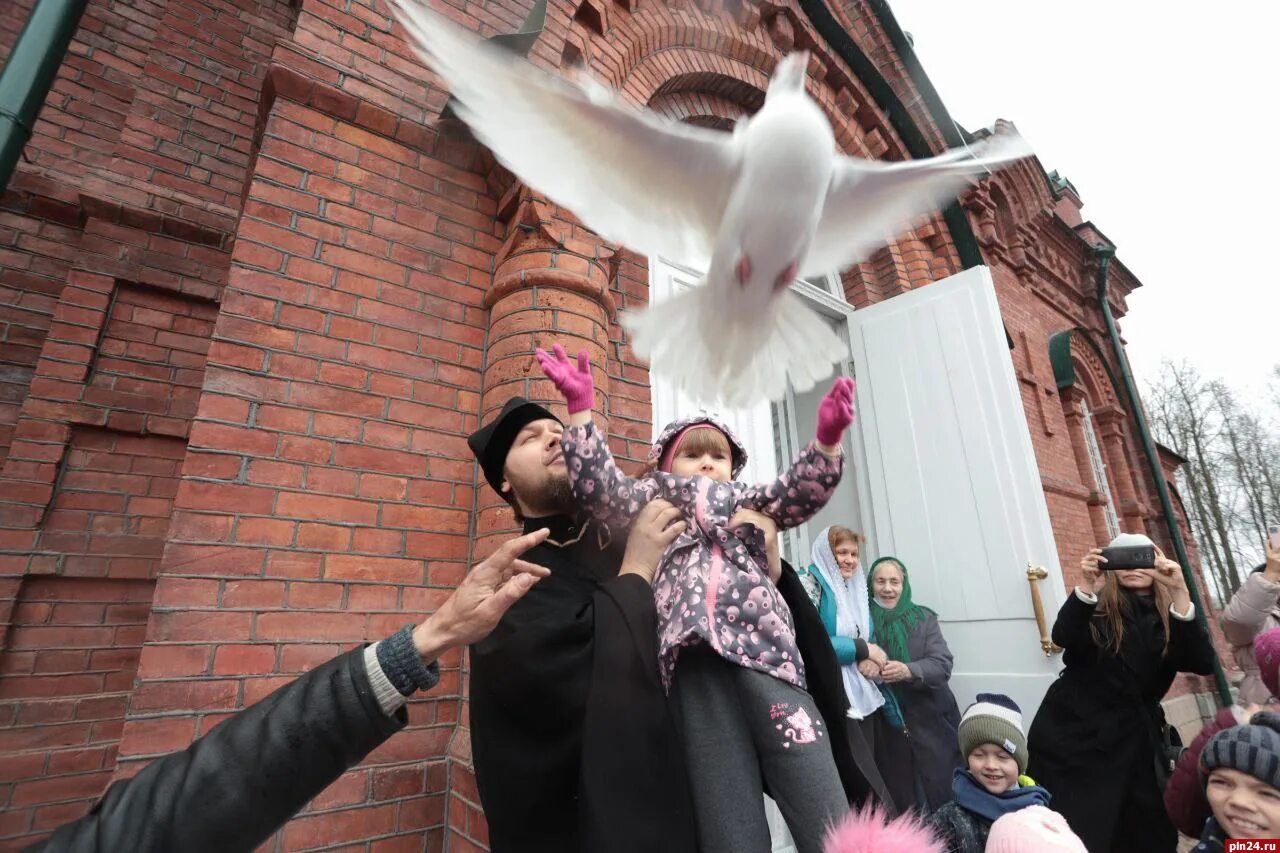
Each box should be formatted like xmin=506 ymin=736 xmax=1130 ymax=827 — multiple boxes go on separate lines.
xmin=511 ymin=470 xmax=576 ymax=518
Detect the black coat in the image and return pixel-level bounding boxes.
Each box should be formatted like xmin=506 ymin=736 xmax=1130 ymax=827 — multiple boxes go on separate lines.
xmin=889 ymin=613 xmax=963 ymax=811
xmin=1027 ymin=591 xmax=1217 ymax=852
xmin=469 ymin=528 xmax=881 ymax=853
xmin=469 ymin=515 xmax=697 ymax=853
xmin=924 ymin=801 xmax=991 ymax=853
xmin=28 ymin=647 xmax=403 ymax=852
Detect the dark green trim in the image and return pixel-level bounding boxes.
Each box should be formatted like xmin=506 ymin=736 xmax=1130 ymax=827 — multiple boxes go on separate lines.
xmin=485 ymin=0 xmax=547 ymax=54
xmin=865 ymin=0 xmax=963 ymax=149
xmin=794 ymin=0 xmax=983 ymax=270
xmin=442 ymin=0 xmax=547 ymax=120
xmin=1048 ymin=327 xmax=1124 ymax=398
xmin=1048 ymin=331 xmax=1075 ymax=390
xmin=1094 ymin=247 xmax=1233 ymax=708
xmin=0 ymin=0 xmax=89 ymax=197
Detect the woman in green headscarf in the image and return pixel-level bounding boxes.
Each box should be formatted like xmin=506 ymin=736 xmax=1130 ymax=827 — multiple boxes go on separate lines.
xmin=867 ymin=556 xmax=963 ymax=813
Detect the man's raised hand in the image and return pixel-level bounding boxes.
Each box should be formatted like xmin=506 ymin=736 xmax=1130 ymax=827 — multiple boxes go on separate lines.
xmin=413 ymin=528 xmax=551 ymax=659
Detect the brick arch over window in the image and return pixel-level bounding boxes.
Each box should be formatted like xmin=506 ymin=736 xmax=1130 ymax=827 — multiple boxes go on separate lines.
xmin=1063 ymin=331 xmax=1121 ymax=411
xmin=650 ymin=71 xmax=766 ymax=112
xmin=1049 ymin=330 xmax=1147 ymax=541
xmin=988 ymin=184 xmax=1017 ymax=244
xmin=619 ymin=44 xmax=882 ymax=167
xmin=646 ymin=73 xmax=762 ymax=128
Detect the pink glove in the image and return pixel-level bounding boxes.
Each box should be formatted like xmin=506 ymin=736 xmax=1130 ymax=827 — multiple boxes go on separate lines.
xmin=816 ymin=377 xmax=856 ymax=446
xmin=535 ymin=343 xmax=594 ymax=414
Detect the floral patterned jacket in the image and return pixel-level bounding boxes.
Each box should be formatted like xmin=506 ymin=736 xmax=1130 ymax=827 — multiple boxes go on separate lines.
xmin=559 ymin=417 xmax=843 ymax=690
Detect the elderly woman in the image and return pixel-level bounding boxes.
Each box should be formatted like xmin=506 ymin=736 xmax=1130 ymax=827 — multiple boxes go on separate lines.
xmin=867 ymin=556 xmax=962 ymax=813
xmin=804 ymin=525 xmax=895 ymax=808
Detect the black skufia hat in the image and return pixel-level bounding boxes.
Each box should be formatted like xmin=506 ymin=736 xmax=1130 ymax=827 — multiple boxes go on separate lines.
xmin=467 ymin=396 xmax=561 ymax=495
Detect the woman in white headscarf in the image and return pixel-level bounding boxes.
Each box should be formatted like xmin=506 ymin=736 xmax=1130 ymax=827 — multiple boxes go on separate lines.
xmin=802 ymin=525 xmax=896 ymax=808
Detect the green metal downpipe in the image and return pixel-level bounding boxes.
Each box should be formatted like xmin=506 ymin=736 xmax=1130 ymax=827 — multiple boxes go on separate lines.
xmin=0 ymin=0 xmax=88 ymax=196
xmin=1094 ymin=245 xmax=1233 ymax=707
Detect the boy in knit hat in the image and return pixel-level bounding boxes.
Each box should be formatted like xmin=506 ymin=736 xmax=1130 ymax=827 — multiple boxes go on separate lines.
xmin=1166 ymin=626 xmax=1280 ymax=837
xmin=925 ymin=694 xmax=1053 ymax=853
xmin=1194 ymin=711 xmax=1280 ymax=852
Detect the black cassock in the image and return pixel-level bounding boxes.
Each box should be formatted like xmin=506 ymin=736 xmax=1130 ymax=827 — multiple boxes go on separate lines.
xmin=470 ymin=514 xmax=698 ymax=853
xmin=471 ymin=517 xmax=886 ymax=852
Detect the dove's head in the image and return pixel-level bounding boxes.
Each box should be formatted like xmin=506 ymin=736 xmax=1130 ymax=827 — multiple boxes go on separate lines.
xmin=767 ymin=51 xmax=810 ymax=98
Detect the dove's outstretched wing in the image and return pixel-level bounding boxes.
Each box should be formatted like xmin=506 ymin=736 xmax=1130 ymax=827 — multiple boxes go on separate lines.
xmin=392 ymin=0 xmax=741 ymax=269
xmin=799 ymin=131 xmax=1032 ymax=278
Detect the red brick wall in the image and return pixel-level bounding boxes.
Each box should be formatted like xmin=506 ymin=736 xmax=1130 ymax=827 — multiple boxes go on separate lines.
xmin=97 ymin=60 xmax=494 ymax=842
xmin=0 ymin=577 xmax=153 ymax=839
xmin=0 ymin=272 xmax=216 ymax=847
xmin=40 ymin=428 xmax=187 ymax=578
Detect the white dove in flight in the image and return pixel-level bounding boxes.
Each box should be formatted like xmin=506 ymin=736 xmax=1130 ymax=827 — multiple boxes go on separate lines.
xmin=390 ymin=0 xmax=1032 ymax=407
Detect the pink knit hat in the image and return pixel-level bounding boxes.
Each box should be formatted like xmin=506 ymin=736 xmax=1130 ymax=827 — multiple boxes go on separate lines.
xmin=823 ymin=805 xmax=943 ymax=853
xmin=1256 ymin=627 xmax=1280 ymax=700
xmin=985 ymin=806 xmax=1086 ymax=853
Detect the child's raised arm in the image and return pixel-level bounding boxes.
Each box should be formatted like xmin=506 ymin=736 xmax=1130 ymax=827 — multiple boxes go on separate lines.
xmin=535 ymin=344 xmax=657 ymax=527
xmin=740 ymin=377 xmax=854 ymax=530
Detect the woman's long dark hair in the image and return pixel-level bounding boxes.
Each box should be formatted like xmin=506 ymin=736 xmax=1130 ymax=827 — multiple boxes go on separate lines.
xmin=1089 ymin=573 xmax=1173 ymax=656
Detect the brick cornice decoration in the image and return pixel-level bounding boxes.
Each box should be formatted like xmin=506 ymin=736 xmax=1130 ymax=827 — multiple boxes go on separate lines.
xmin=487 ymin=192 xmax=618 ymax=316
xmin=1041 ymin=473 xmax=1093 ymax=501
xmin=258 ymin=60 xmax=440 ymax=164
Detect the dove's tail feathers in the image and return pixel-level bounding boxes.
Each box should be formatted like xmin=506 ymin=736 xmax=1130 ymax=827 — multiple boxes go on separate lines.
xmin=623 ymin=285 xmax=846 ymax=408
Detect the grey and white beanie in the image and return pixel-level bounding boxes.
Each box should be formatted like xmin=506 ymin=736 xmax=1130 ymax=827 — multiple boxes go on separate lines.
xmin=958 ymin=693 xmax=1029 ymax=774
xmin=1201 ymin=711 xmax=1280 ymax=790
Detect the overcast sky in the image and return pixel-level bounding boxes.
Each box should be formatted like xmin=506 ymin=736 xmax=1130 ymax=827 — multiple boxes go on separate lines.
xmin=886 ymin=1 xmax=1279 ymax=395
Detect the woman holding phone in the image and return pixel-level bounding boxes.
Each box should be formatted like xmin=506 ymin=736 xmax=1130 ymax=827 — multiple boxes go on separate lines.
xmin=1221 ymin=534 xmax=1280 ymax=705
xmin=1026 ymin=541 xmax=1217 ymax=852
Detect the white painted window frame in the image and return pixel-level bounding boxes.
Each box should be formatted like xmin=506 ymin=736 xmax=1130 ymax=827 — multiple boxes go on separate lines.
xmin=1079 ymin=398 xmax=1122 ymax=539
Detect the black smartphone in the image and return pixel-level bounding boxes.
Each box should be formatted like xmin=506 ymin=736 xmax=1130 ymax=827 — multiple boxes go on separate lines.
xmin=1099 ymin=545 xmax=1156 ymax=571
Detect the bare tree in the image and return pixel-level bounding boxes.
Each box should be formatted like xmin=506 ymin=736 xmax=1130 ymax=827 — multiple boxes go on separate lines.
xmin=1149 ymin=362 xmax=1241 ymax=593
xmin=1147 ymin=361 xmax=1280 ymax=597
xmin=1216 ymin=384 xmax=1279 ymax=555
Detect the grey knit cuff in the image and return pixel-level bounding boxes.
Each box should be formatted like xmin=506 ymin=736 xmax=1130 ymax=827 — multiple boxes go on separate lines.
xmin=375 ymin=624 xmax=441 ymax=697
xmin=364 ymin=643 xmax=408 ymax=717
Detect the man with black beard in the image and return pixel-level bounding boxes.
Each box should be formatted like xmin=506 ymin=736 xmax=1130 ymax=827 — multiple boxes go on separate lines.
xmin=467 ymin=397 xmax=889 ymax=853
xmin=466 ymin=397 xmax=696 ymax=853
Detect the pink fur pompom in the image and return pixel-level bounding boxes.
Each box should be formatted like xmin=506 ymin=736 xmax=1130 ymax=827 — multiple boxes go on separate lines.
xmin=824 ymin=804 xmax=944 ymax=853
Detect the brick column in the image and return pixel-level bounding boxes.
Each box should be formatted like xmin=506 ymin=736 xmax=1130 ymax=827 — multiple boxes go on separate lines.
xmin=448 ymin=190 xmax=616 ymax=852
xmin=471 ymin=192 xmax=616 ymax=558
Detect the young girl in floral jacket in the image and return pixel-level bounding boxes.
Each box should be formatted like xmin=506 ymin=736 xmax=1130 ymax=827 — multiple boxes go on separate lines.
xmin=537 ymin=344 xmax=855 ymax=853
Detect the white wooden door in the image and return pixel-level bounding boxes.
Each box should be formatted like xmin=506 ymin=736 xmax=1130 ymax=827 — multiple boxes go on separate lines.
xmin=646 ymin=261 xmax=1065 ymax=842
xmin=648 ymin=259 xmax=779 ymax=483
xmin=842 ymin=266 xmax=1066 ymax=718
xmin=649 ymin=258 xmax=795 ymax=853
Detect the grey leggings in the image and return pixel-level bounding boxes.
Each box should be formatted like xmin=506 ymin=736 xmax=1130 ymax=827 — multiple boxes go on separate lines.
xmin=670 ymin=646 xmax=849 ymax=853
